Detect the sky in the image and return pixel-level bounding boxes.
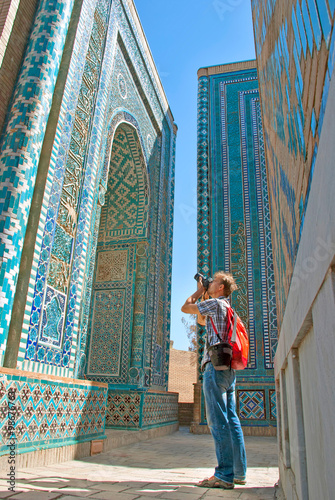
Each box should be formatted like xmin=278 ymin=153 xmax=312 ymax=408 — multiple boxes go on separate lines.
xmin=135 ymin=0 xmax=256 ymax=351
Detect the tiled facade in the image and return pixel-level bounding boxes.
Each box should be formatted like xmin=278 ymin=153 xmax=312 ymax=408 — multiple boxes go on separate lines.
xmin=0 ymin=0 xmax=178 ymax=457
xmin=252 ymin=0 xmax=335 ymax=322
xmin=0 ymin=367 xmax=107 ymax=455
xmin=196 ymin=61 xmax=277 ymax=433
xmin=252 ymin=1 xmax=335 ymax=498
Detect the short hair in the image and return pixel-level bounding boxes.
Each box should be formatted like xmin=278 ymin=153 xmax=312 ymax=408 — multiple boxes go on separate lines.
xmin=214 ymin=271 xmax=238 ymax=297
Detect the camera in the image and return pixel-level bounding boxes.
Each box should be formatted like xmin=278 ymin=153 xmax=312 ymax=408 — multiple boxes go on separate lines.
xmin=194 ymin=273 xmax=213 ymax=290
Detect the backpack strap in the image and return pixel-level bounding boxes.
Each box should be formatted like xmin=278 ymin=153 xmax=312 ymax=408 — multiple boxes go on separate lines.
xmin=210 ymin=299 xmax=237 ymax=344
xmin=230 ymin=310 xmax=237 ymax=343
xmin=209 ymin=317 xmax=221 ymax=342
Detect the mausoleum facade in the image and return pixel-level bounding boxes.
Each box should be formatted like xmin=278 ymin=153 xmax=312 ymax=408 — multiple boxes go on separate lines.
xmin=0 ymin=0 xmax=178 ymax=462
xmin=195 ymin=61 xmax=278 ymax=435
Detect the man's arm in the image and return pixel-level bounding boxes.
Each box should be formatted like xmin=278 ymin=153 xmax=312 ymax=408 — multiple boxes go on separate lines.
xmin=181 ymin=286 xmax=204 ymax=315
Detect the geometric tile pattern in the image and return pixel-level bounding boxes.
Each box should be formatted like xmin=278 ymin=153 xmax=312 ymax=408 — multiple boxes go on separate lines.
xmin=88 ymin=289 xmax=125 ymax=376
xmin=237 ymin=86 xmax=259 ymax=369
xmin=86 ymin=243 xmax=134 ymax=384
xmin=196 ymin=76 xmax=210 ymax=380
xmin=0 ymin=0 xmax=178 ymax=452
xmin=98 ymin=127 xmax=149 ymax=242
xmin=86 ymin=118 xmax=150 ymax=386
xmin=2 ymin=2 xmax=177 ymax=406
xmin=196 ymin=64 xmax=277 ymax=428
xmin=0 ymin=370 xmax=107 ymax=456
xmin=237 ymin=390 xmax=265 ymax=420
xmin=105 ymin=390 xmax=178 ymax=429
xmin=255 ymin=100 xmax=278 ymax=363
xmin=96 ymin=250 xmax=128 ymax=282
xmin=12 ymin=0 xmax=100 ymax=376
xmin=220 ymin=75 xmax=278 ymax=370
xmin=142 ymin=393 xmax=179 ymax=427
xmin=269 ymin=389 xmax=277 ymax=420
xmin=24 ymin=0 xmax=111 ymax=369
xmin=0 ymin=0 xmax=74 ymax=362
xmin=106 ymin=391 xmax=141 ymax=428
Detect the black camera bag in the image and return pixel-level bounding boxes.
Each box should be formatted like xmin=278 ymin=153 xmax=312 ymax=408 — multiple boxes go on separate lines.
xmin=206 ymin=315 xmax=233 ymax=370
xmin=207 ymin=341 xmax=232 ymax=370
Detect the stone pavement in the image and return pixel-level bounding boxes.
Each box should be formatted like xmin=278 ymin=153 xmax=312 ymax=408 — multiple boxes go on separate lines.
xmin=0 ymin=427 xmax=279 ymax=499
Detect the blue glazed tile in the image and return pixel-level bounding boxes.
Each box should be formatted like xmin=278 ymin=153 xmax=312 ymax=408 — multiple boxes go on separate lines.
xmin=292 ymin=6 xmax=302 ymax=56
xmin=306 ymin=0 xmax=323 ymax=49
xmin=293 ymin=44 xmax=304 ymax=94
xmin=315 ymin=0 xmax=332 ymax=46
xmin=310 ymin=108 xmax=317 ymax=137
xmin=296 ymin=1 xmax=308 ymax=57
xmin=328 ymin=0 xmax=335 ymax=15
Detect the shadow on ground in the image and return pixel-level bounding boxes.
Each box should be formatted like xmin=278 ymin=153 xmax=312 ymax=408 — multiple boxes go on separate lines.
xmin=0 ymin=429 xmax=278 ymax=499
xmin=4 ymin=476 xmax=277 ymax=499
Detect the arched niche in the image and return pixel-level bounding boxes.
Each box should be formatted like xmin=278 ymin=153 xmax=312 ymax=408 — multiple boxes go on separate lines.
xmin=86 ymin=122 xmax=150 ymax=385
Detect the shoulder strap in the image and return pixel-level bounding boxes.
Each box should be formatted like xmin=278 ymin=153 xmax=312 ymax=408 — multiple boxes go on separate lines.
xmin=209 ymin=317 xmax=221 ymax=342
xmin=230 ymin=310 xmax=237 ymax=343
xmin=210 ymin=300 xmax=238 ymax=343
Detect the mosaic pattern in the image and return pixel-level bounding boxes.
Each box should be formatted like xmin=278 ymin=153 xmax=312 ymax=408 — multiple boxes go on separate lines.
xmin=238 ymin=390 xmax=265 ymax=420
xmin=88 ymin=290 xmax=126 ymax=375
xmin=11 ymin=0 xmax=175 ymax=382
xmin=251 ymin=0 xmax=335 ymax=319
xmin=255 ymin=101 xmax=278 ymax=361
xmin=16 ymin=0 xmax=99 ymax=375
xmin=197 ymin=76 xmax=210 ymax=378
xmin=0 ymin=371 xmax=107 ymax=455
xmin=96 ymin=250 xmax=128 ymax=282
xmin=196 ymin=65 xmax=277 ymax=428
xmin=106 ymin=390 xmax=178 ymax=429
xmin=269 ymin=389 xmax=277 ymax=420
xmin=24 ymin=0 xmax=111 ymax=370
xmin=142 ymin=393 xmax=179 ymax=427
xmin=98 ymin=126 xmax=149 ymax=242
xmin=87 ymin=243 xmax=135 ymax=384
xmin=0 ymin=0 xmax=178 ymax=445
xmin=0 ymin=0 xmax=74 ymax=361
xmin=130 ymin=243 xmax=149 ymax=369
xmin=106 ymin=391 xmax=140 ymax=428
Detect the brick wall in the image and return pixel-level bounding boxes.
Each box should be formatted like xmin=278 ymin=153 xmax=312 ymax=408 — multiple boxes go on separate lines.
xmin=168 ymin=346 xmax=197 ymax=403
xmin=0 ymin=0 xmax=38 ymax=135
xmin=178 ymin=402 xmax=194 ymax=426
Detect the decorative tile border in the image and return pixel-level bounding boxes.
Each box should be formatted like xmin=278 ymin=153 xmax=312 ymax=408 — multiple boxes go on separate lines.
xmin=0 ymin=0 xmax=75 ymax=362
xmin=0 ymin=368 xmax=107 ymax=456
xmin=106 ymin=390 xmax=178 ymax=429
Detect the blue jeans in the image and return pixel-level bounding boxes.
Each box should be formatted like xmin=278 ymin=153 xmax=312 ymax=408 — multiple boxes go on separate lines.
xmin=203 ymin=362 xmax=247 ymax=483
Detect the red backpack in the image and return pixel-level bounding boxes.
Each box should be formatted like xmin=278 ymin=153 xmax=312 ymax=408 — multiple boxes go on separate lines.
xmin=210 ymin=301 xmax=249 ymax=370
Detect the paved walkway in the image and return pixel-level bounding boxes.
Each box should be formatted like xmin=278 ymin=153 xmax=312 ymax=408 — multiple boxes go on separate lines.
xmin=1 ymin=427 xmax=279 ymax=499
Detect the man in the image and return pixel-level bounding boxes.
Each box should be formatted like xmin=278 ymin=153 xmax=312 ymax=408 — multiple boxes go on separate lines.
xmin=181 ymin=271 xmax=247 ymax=489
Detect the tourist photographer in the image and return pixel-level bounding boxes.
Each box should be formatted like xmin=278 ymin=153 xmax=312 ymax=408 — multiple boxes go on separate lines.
xmin=181 ymin=271 xmax=247 ymax=489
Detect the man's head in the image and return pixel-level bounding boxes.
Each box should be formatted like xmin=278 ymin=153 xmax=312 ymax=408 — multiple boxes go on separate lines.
xmin=207 ymin=271 xmax=237 ymax=298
